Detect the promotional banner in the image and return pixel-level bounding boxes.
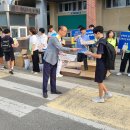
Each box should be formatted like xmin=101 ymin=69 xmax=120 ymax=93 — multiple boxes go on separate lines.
xmin=71 ymin=29 xmax=95 ymax=40
xmin=119 ymin=32 xmax=130 ymax=50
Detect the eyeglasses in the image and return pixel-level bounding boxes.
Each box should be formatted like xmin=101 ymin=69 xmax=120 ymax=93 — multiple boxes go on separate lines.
xmin=61 ymin=29 xmax=67 ymax=33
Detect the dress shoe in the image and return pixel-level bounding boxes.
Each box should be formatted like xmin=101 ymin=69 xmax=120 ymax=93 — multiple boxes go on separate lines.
xmin=51 ymin=90 xmax=62 ymax=94
xmin=43 ymin=93 xmax=48 ymax=98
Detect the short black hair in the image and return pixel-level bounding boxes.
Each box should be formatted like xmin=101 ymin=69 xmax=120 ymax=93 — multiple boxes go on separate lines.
xmin=93 ymin=26 xmax=104 ymax=34
xmin=3 ymin=28 xmax=10 ymax=34
xmin=128 ymin=24 xmax=130 ymax=31
xmin=80 ymin=27 xmax=86 ymax=31
xmin=39 ymin=28 xmax=45 ymax=33
xmin=77 ymin=25 xmax=83 ymax=29
xmin=89 ymin=24 xmax=95 ymax=28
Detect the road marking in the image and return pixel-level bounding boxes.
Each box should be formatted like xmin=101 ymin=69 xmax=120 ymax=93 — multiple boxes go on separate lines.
xmin=0 ymin=96 xmax=35 ymax=117
xmin=38 ymin=105 xmax=117 ymax=130
xmin=0 ymin=79 xmax=59 ymax=100
xmin=13 ymin=72 xmax=79 ymax=89
xmin=13 ymin=72 xmax=130 ymax=99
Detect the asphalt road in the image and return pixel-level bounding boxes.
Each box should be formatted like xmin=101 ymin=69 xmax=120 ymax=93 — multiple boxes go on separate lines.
xmin=0 ymin=58 xmax=129 ymax=130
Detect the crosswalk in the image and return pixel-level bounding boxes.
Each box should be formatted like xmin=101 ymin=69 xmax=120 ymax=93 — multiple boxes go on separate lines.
xmin=0 ymin=71 xmax=80 ymax=118
xmin=0 ymin=71 xmax=127 ymax=130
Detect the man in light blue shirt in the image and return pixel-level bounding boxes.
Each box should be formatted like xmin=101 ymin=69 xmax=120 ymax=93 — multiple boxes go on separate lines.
xmin=75 ymin=27 xmax=90 ymax=70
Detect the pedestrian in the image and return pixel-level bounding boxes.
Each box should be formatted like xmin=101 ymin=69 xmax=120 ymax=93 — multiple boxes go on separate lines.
xmin=85 ymin=26 xmax=112 ymax=103
xmin=48 ymin=25 xmax=57 ymax=38
xmin=0 ymin=28 xmax=4 ymax=70
xmin=37 ymin=28 xmax=48 ymax=64
xmin=1 ymin=28 xmax=18 ymax=74
xmin=117 ymin=24 xmax=130 ymax=77
xmin=56 ymin=38 xmax=66 ymax=78
xmin=75 ymin=27 xmax=90 ymax=70
xmin=29 ymin=27 xmax=40 ymax=74
xmin=42 ymin=26 xmax=80 ymax=98
xmin=106 ymin=30 xmax=118 ymax=54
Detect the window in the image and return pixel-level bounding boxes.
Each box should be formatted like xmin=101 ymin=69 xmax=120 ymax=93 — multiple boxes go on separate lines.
xmin=73 ymin=2 xmax=77 ymax=11
xmin=64 ymin=3 xmax=72 ymax=11
xmin=113 ymin=0 xmax=125 ymax=7
xmin=83 ymin=1 xmax=86 ymax=10
xmin=126 ymin=0 xmax=130 ymax=6
xmin=58 ymin=1 xmax=85 ymax=12
xmin=106 ymin=0 xmax=127 ymax=8
xmin=10 ymin=26 xmax=27 ymax=38
xmin=106 ymin=0 xmax=112 ymax=8
xmin=65 ymin=3 xmax=68 ymax=11
xmin=59 ymin=3 xmax=62 ymax=12
xmin=78 ymin=1 xmax=82 ymax=10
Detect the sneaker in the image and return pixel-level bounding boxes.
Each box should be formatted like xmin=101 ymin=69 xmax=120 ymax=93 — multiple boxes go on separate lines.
xmin=33 ymin=72 xmax=38 ymax=75
xmin=9 ymin=70 xmax=14 ymax=75
xmin=0 ymin=67 xmax=4 ymax=70
xmin=92 ymin=97 xmax=105 ymax=103
xmin=56 ymin=74 xmax=63 ymax=78
xmin=116 ymin=72 xmax=123 ymax=76
xmin=128 ymin=73 xmax=130 ymax=77
xmin=104 ymin=92 xmax=113 ymax=100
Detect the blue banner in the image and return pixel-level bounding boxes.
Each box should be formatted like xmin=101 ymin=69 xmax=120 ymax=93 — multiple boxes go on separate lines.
xmin=71 ymin=29 xmax=95 ymax=40
xmin=86 ymin=30 xmax=95 ymax=40
xmin=71 ymin=29 xmax=80 ymax=37
xmin=119 ymin=32 xmax=130 ymax=50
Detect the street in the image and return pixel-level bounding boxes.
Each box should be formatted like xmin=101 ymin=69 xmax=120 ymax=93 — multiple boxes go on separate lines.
xmin=0 ymin=58 xmax=130 ymax=130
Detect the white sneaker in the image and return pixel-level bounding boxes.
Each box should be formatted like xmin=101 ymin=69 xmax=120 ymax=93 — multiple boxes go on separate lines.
xmin=104 ymin=92 xmax=113 ymax=100
xmin=56 ymin=74 xmax=63 ymax=78
xmin=92 ymin=97 xmax=105 ymax=103
xmin=116 ymin=72 xmax=123 ymax=76
xmin=128 ymin=73 xmax=130 ymax=77
xmin=33 ymin=72 xmax=38 ymax=75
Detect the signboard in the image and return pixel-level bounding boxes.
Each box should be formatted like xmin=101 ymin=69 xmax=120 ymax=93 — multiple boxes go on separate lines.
xmin=71 ymin=29 xmax=95 ymax=40
xmin=119 ymin=32 xmax=130 ymax=50
xmin=9 ymin=5 xmax=40 ymax=14
xmin=86 ymin=29 xmax=95 ymax=40
xmin=71 ymin=29 xmax=80 ymax=37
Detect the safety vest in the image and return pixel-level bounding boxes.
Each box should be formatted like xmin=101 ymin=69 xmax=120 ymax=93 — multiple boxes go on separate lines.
xmin=107 ymin=38 xmax=117 ymax=48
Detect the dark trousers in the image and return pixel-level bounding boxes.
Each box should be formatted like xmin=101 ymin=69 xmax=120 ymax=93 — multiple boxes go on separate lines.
xmin=43 ymin=61 xmax=57 ymax=93
xmin=77 ymin=53 xmax=88 ymax=70
xmin=120 ymin=53 xmax=130 ymax=73
xmin=39 ymin=51 xmax=44 ymax=64
xmin=32 ymin=50 xmax=40 ymax=72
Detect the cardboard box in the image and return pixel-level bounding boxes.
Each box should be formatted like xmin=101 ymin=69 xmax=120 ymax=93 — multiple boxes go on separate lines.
xmin=21 ymin=49 xmax=27 ymax=55
xmin=15 ymin=55 xmax=24 ymax=68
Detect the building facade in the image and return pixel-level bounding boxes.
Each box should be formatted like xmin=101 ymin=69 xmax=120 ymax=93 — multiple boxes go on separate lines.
xmin=48 ymin=0 xmax=87 ymax=31
xmin=96 ymin=0 xmax=130 ymax=32
xmin=0 ymin=0 xmax=47 ymax=37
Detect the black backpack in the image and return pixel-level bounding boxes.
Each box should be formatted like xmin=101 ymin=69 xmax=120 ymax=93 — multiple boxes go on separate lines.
xmin=1 ymin=38 xmax=11 ymax=53
xmin=99 ymin=38 xmax=116 ymax=70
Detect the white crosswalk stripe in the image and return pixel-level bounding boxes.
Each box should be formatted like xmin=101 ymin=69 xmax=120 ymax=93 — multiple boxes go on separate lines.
xmin=0 ymin=79 xmax=59 ymax=101
xmin=13 ymin=72 xmax=79 ymax=89
xmin=0 ymin=72 xmax=81 ymax=118
xmin=0 ymin=96 xmax=36 ymax=117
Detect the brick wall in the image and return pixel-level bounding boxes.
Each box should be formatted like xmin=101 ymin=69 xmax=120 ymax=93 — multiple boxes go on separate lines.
xmin=87 ymin=0 xmax=96 ymax=28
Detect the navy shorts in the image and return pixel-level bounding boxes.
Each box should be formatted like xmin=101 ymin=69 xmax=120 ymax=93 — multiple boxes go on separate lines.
xmin=4 ymin=51 xmax=15 ymax=61
xmin=95 ymin=61 xmax=107 ymax=83
xmin=0 ymin=48 xmax=3 ymax=57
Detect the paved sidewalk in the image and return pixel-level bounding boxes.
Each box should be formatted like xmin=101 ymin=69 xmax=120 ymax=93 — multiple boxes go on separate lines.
xmin=47 ymin=87 xmax=130 ymax=130
xmin=0 ymin=71 xmax=10 ymax=78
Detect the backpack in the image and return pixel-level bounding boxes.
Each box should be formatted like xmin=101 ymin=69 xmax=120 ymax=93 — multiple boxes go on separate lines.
xmin=1 ymin=38 xmax=11 ymax=53
xmin=99 ymin=38 xmax=116 ymax=70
